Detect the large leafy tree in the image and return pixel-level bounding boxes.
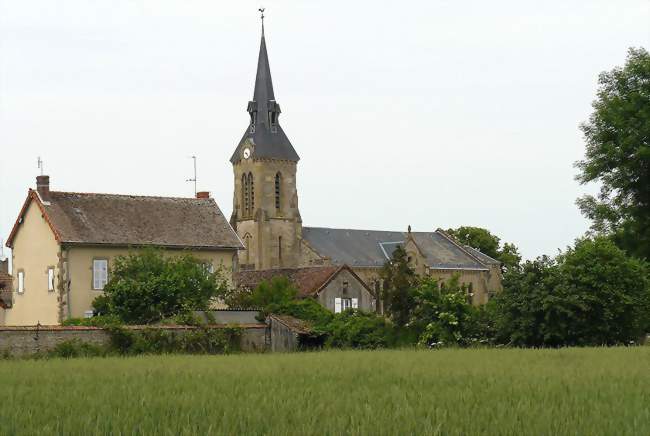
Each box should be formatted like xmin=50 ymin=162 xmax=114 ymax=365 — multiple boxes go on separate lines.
xmin=446 ymin=226 xmax=521 ymax=273
xmin=379 ymin=246 xmax=419 ymax=327
xmin=494 ymin=237 xmax=650 ymax=346
xmin=93 ymin=249 xmax=228 ymax=324
xmin=576 ymin=47 xmax=650 ymax=260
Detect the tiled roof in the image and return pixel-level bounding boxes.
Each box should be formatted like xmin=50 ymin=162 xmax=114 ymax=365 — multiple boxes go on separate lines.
xmin=301 ymin=227 xmax=488 ymax=270
xmin=8 ymin=190 xmax=243 ymax=250
xmin=463 ymin=246 xmax=501 ymax=265
xmin=234 ymin=266 xmax=341 ymax=297
xmin=0 ymin=271 xmax=11 ymax=288
xmin=268 ymin=314 xmax=313 ymax=334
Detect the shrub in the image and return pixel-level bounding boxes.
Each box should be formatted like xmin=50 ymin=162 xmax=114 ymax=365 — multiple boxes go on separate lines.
xmin=105 ymin=325 xmax=240 ymax=355
xmin=49 ymin=340 xmax=107 ymax=358
xmin=61 ymin=315 xmax=121 ymax=327
xmin=94 ymin=248 xmax=229 ymax=324
xmin=324 ymin=310 xmax=394 ymax=349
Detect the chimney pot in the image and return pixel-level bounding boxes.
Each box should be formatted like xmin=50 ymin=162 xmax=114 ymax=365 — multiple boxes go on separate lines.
xmin=196 ymin=191 xmax=210 ymax=199
xmin=36 ymin=175 xmax=50 ymax=202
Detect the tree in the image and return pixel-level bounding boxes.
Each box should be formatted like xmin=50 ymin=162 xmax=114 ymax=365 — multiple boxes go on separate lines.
xmin=576 ymin=47 xmax=650 ymax=260
xmin=93 ymin=249 xmax=228 ymax=324
xmin=410 ymin=275 xmax=477 ymax=347
xmin=379 ymin=246 xmax=419 ymax=327
xmin=446 ymin=226 xmax=522 ymax=272
xmin=494 ymin=237 xmax=650 ymax=346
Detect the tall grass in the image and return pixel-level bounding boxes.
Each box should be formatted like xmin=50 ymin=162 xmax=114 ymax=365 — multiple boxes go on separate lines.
xmin=1 ymin=348 xmax=649 ymax=435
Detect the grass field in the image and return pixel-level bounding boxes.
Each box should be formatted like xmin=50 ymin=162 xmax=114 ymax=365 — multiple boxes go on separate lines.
xmin=1 ymin=348 xmax=649 ymax=435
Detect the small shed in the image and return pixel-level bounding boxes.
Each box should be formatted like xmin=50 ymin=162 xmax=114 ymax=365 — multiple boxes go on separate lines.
xmin=267 ymin=314 xmax=315 ymax=352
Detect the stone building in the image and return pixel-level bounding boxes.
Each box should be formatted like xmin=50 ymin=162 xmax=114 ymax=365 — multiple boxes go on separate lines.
xmin=1 ymin=176 xmax=242 ymax=326
xmin=235 ymin=265 xmax=375 ymax=313
xmin=229 ymin=25 xmax=503 ymax=303
xmin=229 ymin=24 xmax=502 ymax=305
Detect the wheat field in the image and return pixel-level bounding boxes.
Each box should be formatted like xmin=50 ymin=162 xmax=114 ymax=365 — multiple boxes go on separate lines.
xmin=1 ymin=347 xmax=649 ymax=435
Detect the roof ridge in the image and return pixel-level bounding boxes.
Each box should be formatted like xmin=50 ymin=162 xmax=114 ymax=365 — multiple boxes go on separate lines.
xmin=50 ymin=191 xmax=208 ymax=201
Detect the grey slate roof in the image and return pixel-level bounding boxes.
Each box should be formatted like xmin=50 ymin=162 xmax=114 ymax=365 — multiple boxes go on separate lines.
xmin=230 ymin=31 xmax=299 ymax=164
xmin=463 ymin=246 xmax=501 ymax=265
xmin=302 ymin=227 xmax=488 ymax=270
xmin=39 ymin=192 xmax=243 ymax=249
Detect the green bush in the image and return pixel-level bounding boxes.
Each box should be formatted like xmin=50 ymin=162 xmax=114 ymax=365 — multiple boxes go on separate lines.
xmin=105 ymin=326 xmax=240 ymax=356
xmin=49 ymin=340 xmax=107 ymax=358
xmin=324 ymin=310 xmax=394 ymax=349
xmin=94 ymin=248 xmax=229 ymax=324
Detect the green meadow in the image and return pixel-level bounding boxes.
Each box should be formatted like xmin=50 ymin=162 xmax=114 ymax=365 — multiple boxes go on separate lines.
xmin=2 ymin=348 xmax=649 ymax=435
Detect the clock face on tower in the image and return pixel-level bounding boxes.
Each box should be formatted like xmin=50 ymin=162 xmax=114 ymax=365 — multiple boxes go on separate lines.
xmin=243 ymin=147 xmax=251 ymax=159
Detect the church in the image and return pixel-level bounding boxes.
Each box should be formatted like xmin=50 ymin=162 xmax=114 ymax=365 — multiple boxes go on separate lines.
xmin=230 ymin=24 xmax=502 ymax=306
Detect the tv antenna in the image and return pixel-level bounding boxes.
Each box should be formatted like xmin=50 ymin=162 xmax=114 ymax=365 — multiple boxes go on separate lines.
xmin=186 ymin=155 xmax=197 ymax=196
xmin=37 ymin=157 xmax=44 ymax=175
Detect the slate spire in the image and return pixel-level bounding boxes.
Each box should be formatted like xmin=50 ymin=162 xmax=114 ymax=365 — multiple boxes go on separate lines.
xmin=230 ymin=16 xmax=299 ymax=164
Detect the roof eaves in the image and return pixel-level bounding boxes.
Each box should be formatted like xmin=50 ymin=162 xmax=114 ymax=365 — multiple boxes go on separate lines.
xmin=6 ymin=190 xmax=61 ymax=248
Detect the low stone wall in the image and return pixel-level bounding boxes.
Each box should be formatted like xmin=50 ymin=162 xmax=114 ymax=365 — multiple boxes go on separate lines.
xmin=0 ymin=324 xmax=267 ymax=356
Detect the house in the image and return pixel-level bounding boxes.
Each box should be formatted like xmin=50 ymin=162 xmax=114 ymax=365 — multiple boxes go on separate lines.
xmin=227 ymin=22 xmax=503 ymax=304
xmin=2 ymin=175 xmax=243 ymax=326
xmin=234 ymin=265 xmax=375 ymax=313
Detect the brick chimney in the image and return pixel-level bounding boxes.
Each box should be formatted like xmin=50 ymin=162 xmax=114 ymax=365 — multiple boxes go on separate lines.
xmin=36 ymin=175 xmax=51 ymax=202
xmin=196 ymin=191 xmax=210 ymax=199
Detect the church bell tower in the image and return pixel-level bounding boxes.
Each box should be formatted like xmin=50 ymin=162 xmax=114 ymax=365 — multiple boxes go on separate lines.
xmin=230 ymin=15 xmax=302 ymax=270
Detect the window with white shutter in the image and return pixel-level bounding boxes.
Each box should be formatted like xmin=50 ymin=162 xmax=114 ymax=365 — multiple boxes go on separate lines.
xmin=93 ymin=259 xmax=108 ymax=290
xmin=334 ymin=297 xmax=342 ymax=313
xmin=47 ymin=268 xmax=55 ymax=291
xmin=351 ymin=298 xmax=358 ymax=309
xmin=17 ymin=271 xmax=25 ymax=293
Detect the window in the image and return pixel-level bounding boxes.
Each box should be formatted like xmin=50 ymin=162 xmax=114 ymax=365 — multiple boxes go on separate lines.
xmin=242 ymin=174 xmax=249 ymax=216
xmin=17 ymin=271 xmax=25 ymax=293
xmin=248 ymin=173 xmax=254 ymax=212
xmin=203 ymin=262 xmax=214 ymax=274
xmin=274 ymin=172 xmax=282 ymax=211
xmin=47 ymin=267 xmax=55 ymax=292
xmin=93 ymin=259 xmax=108 ymax=290
xmin=335 ymin=297 xmax=358 ymax=313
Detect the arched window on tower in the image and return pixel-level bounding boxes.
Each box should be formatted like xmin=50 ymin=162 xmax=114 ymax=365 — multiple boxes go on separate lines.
xmin=275 ymin=172 xmax=282 ymax=211
xmin=248 ymin=173 xmax=254 ymax=215
xmin=242 ymin=174 xmax=249 ymax=217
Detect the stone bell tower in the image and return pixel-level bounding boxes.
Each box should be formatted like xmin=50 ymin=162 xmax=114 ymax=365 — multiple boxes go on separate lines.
xmin=230 ymin=17 xmax=302 ymax=270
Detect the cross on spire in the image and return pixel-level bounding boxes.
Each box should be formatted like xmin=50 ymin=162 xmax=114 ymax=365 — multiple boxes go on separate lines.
xmin=259 ymin=8 xmax=265 ymax=35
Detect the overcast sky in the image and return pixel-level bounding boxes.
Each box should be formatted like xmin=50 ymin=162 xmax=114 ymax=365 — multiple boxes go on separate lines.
xmin=1 ymin=1 xmax=649 ymax=260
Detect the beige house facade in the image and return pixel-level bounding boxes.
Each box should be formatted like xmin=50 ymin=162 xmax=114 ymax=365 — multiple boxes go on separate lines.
xmin=2 ymin=177 xmax=242 ymax=326
xmin=228 ymin=27 xmax=503 ymax=304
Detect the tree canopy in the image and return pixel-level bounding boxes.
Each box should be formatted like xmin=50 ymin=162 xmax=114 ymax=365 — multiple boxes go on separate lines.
xmin=494 ymin=237 xmax=650 ymax=347
xmin=379 ymin=246 xmax=419 ymax=327
xmin=446 ymin=226 xmax=522 ymax=272
xmin=576 ymin=47 xmax=650 ymax=260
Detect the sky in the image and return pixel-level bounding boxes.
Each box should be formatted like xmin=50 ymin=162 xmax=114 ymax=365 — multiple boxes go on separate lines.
xmin=0 ymin=0 xmax=649 ymax=261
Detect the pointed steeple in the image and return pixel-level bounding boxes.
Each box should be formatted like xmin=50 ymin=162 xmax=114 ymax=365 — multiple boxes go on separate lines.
xmin=231 ymin=16 xmax=299 ymax=164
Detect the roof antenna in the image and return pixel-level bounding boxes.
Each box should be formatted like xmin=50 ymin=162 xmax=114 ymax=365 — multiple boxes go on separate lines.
xmin=186 ymin=155 xmax=197 ymax=197
xmin=259 ymin=7 xmax=265 ymax=35
xmin=37 ymin=156 xmax=44 ymax=176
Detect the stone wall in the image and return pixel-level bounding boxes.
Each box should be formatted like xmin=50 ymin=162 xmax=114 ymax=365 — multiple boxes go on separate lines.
xmin=0 ymin=324 xmax=267 ymax=357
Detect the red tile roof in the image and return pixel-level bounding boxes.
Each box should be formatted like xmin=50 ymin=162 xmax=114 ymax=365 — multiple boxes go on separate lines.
xmin=234 ymin=266 xmax=340 ymax=297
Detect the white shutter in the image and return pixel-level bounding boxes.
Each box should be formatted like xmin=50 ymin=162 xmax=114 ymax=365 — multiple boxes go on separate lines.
xmin=18 ymin=272 xmax=24 ymax=293
xmin=48 ymin=268 xmax=55 ymax=291
xmin=352 ymin=298 xmax=358 ymax=309
xmin=93 ymin=261 xmax=100 ymax=289
xmin=334 ymin=297 xmax=342 ymax=313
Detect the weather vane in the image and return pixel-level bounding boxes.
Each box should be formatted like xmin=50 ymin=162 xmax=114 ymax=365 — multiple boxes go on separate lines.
xmin=186 ymin=155 xmax=197 ymax=196
xmin=259 ymin=7 xmax=265 ymax=34
xmin=37 ymin=156 xmax=44 ymax=176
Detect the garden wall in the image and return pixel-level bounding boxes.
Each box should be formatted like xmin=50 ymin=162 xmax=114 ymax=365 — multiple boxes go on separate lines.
xmin=0 ymin=324 xmax=267 ymax=356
